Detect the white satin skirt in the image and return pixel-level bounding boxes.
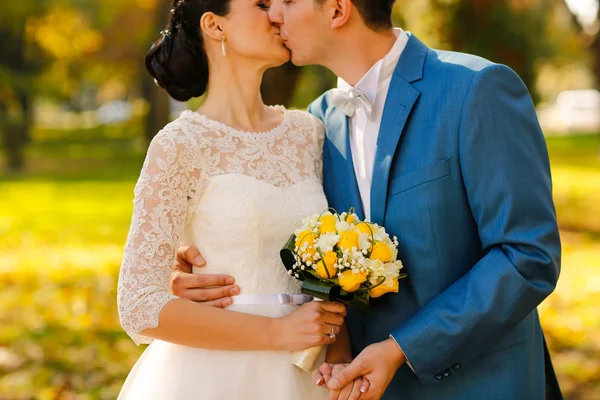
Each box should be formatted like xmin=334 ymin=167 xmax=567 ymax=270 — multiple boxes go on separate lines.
xmin=117 ymin=303 xmax=329 ymax=400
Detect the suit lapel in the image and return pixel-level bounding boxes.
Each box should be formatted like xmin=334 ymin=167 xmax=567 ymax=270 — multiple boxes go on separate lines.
xmin=325 ymin=107 xmax=365 ymax=220
xmin=370 ymin=34 xmax=428 ymax=225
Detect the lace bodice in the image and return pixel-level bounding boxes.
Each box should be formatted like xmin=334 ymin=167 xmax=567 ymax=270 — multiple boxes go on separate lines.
xmin=117 ymin=107 xmax=328 ymax=345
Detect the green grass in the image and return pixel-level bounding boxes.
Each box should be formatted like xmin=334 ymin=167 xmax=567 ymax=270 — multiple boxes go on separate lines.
xmin=546 ymin=133 xmax=600 ymax=169
xmin=0 ymin=133 xmax=598 ymax=399
xmin=0 ymin=137 xmax=144 ymax=398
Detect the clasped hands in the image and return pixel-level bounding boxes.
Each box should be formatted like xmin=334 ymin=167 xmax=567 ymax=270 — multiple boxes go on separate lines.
xmin=313 ymin=338 xmax=406 ymax=400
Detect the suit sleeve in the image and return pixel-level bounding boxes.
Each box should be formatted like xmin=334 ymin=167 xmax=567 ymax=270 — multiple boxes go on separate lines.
xmin=390 ymin=64 xmax=561 ymax=384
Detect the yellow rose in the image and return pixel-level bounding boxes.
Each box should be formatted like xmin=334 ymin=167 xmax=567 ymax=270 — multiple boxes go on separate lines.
xmin=319 ymin=215 xmax=337 ymax=234
xmin=315 ymin=251 xmax=338 ymax=279
xmin=338 ymin=231 xmax=359 ymax=252
xmin=339 ymin=270 xmax=367 ymax=292
xmin=370 ymin=242 xmax=393 ymax=263
xmin=296 ymin=230 xmax=317 ymax=260
xmin=355 ymin=222 xmax=376 ymax=235
xmin=369 ymin=278 xmax=399 ymax=298
xmin=345 ymin=213 xmax=358 ymax=224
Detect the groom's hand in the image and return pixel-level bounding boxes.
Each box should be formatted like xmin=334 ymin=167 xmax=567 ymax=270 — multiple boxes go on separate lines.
xmin=171 ymin=245 xmax=239 ymax=307
xmin=327 ymin=338 xmax=406 ymax=400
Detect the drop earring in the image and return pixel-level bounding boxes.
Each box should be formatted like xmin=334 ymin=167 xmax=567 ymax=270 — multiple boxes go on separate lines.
xmin=221 ymin=35 xmax=226 ymax=57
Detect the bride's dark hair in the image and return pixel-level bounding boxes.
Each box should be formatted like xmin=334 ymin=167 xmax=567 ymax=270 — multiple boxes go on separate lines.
xmin=145 ymin=0 xmax=232 ymax=102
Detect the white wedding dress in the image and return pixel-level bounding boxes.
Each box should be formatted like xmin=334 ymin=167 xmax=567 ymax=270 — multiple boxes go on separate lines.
xmin=116 ymin=106 xmax=330 ymax=399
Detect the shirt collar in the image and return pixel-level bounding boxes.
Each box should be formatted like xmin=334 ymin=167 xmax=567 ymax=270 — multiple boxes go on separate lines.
xmin=337 ymin=28 xmax=409 ymax=103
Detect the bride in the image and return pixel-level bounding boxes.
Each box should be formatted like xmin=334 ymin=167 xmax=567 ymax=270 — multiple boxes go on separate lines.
xmin=116 ymin=0 xmax=348 ymax=398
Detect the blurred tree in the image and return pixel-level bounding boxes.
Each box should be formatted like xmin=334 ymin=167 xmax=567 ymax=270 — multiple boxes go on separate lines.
xmin=0 ymin=1 xmax=104 ymax=171
xmin=142 ymin=0 xmax=172 ymax=142
xmin=564 ymin=0 xmax=600 ymax=89
xmin=0 ymin=2 xmax=48 ymax=171
xmin=431 ymin=0 xmax=555 ymax=104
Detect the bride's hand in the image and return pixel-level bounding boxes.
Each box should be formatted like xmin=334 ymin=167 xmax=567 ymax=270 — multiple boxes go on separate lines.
xmin=270 ymin=301 xmax=346 ymax=351
xmin=313 ymin=363 xmax=370 ymax=400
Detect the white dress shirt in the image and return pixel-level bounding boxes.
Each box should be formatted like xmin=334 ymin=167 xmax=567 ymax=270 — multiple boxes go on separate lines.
xmin=337 ymin=28 xmax=409 ymax=221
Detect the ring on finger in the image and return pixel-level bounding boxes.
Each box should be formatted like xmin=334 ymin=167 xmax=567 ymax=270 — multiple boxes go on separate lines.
xmin=329 ymin=324 xmax=336 ymax=339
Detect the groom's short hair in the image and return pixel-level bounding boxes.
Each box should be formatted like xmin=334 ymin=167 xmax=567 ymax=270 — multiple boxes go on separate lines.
xmin=315 ymin=0 xmax=395 ymax=32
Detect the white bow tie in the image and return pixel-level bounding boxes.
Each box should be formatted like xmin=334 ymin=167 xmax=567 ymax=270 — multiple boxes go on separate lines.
xmin=331 ymin=87 xmax=375 ymax=119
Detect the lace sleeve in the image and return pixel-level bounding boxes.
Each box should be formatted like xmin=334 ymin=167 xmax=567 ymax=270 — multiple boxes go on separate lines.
xmin=117 ymin=125 xmax=201 ymax=345
xmin=315 ymin=117 xmax=325 ymax=182
xmin=307 ymin=112 xmax=325 ymax=182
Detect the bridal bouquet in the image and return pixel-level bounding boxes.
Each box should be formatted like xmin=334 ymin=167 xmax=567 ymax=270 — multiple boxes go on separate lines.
xmin=280 ymin=209 xmax=406 ymax=371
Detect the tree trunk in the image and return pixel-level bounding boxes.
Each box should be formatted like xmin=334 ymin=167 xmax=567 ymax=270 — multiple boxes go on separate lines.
xmin=143 ymin=74 xmax=171 ymax=143
xmin=0 ymin=113 xmax=27 ymax=173
xmin=143 ymin=0 xmax=173 ymax=144
xmin=592 ymin=7 xmax=600 ymax=91
xmin=0 ymin=25 xmax=32 ymax=172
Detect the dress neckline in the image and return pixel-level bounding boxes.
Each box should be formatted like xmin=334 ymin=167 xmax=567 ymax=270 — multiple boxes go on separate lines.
xmin=182 ymin=105 xmax=290 ymax=141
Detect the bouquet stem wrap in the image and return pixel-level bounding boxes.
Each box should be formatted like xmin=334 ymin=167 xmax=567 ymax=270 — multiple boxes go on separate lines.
xmin=291 ymin=345 xmax=323 ymax=372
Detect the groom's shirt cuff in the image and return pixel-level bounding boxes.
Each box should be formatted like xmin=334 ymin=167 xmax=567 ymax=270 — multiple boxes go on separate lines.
xmin=389 ymin=334 xmax=415 ymax=373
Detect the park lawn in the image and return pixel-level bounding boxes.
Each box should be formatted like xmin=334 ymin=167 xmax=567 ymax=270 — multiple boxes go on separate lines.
xmin=0 ymin=133 xmax=599 ymax=398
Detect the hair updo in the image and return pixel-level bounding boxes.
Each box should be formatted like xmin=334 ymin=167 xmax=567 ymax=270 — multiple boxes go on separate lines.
xmin=145 ymin=0 xmax=232 ymax=102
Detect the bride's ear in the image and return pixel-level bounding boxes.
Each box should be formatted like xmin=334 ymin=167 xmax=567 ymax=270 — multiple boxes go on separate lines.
xmin=330 ymin=0 xmax=352 ymax=29
xmin=200 ymin=12 xmax=225 ymax=41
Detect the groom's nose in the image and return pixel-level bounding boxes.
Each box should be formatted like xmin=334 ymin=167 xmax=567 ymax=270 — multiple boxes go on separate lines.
xmin=268 ymin=0 xmax=283 ymax=26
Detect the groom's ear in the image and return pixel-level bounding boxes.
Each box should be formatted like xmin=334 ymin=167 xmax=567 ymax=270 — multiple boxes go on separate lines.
xmin=330 ymin=0 xmax=352 ymax=29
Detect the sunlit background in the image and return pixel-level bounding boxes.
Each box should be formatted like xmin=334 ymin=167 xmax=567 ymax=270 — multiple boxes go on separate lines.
xmin=1 ymin=0 xmax=599 ymax=398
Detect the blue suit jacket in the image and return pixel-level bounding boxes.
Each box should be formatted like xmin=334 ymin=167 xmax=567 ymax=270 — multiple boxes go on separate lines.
xmin=308 ymin=34 xmax=561 ymax=399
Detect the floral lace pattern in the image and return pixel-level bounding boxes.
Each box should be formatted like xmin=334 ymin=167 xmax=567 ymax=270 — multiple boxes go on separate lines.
xmin=117 ymin=107 xmax=326 ymax=345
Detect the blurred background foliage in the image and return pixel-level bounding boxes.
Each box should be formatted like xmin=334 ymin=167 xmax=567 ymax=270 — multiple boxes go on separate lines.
xmin=1 ymin=0 xmax=599 ymax=398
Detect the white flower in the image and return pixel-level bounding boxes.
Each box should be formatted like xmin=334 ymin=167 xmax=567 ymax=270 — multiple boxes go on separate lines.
xmin=316 ymin=232 xmax=341 ymax=253
xmin=358 ymin=233 xmax=371 ymax=252
xmin=388 ymin=259 xmax=404 ymax=273
xmin=373 ymin=226 xmax=388 ymax=242
xmin=370 ymin=261 xmax=403 ymax=286
xmin=295 ymin=213 xmax=320 ymax=235
xmin=365 ymin=258 xmax=385 ymax=276
xmin=336 ymin=220 xmax=354 ymax=234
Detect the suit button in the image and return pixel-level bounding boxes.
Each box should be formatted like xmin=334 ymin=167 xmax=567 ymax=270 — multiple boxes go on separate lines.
xmin=444 ymin=371 xmax=450 ymax=377
xmin=435 ymin=374 xmax=444 ymax=380
xmin=453 ymin=363 xmax=461 ymax=370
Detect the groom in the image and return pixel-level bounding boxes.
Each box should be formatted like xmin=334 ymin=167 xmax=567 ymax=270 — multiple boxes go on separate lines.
xmin=170 ymin=0 xmax=562 ymax=398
